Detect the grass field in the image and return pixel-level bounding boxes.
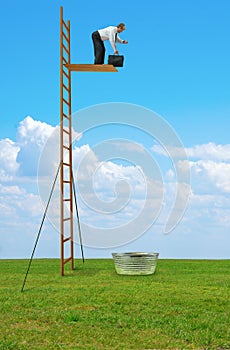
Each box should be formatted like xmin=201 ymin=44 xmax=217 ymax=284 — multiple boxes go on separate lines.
xmin=0 ymin=259 xmax=229 ymax=350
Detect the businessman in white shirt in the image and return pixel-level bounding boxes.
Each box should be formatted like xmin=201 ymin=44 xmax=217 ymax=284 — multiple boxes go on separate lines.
xmin=92 ymin=23 xmax=128 ymax=64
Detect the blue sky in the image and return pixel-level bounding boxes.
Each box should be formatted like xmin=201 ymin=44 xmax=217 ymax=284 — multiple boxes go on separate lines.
xmin=0 ymin=0 xmax=230 ymax=259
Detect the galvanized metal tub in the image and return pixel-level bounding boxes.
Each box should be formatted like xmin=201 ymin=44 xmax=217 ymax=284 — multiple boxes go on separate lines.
xmin=112 ymin=252 xmax=159 ymax=275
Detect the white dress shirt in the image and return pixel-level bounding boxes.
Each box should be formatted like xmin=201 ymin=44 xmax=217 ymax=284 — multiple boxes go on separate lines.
xmin=98 ymin=26 xmax=124 ymax=52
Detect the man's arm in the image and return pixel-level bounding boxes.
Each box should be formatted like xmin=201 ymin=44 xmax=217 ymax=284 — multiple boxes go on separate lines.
xmin=108 ymin=30 xmax=117 ymax=53
xmin=116 ymin=35 xmax=128 ymax=45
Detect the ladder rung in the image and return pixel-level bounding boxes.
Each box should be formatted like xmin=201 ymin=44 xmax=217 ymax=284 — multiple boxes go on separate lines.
xmin=62 ymin=43 xmax=69 ymax=55
xmin=63 ymin=217 xmax=71 ymax=222
xmin=63 ymin=145 xmax=70 ymax=150
xmin=62 ymin=56 xmax=68 ymax=64
xmin=64 ymin=257 xmax=72 ymax=265
xmin=63 ymin=98 xmax=70 ymax=106
xmin=63 ymin=236 xmax=71 ymax=243
xmin=63 ymin=31 xmax=70 ymax=44
xmin=63 ymin=162 xmax=70 ymax=166
xmin=64 ymin=198 xmax=71 ymax=202
xmin=63 ymin=128 xmax=70 ymax=135
xmin=63 ymin=69 xmax=69 ymax=79
xmin=63 ymin=84 xmax=70 ymax=93
xmin=63 ymin=180 xmax=71 ymax=184
xmin=62 ymin=20 xmax=69 ymax=32
xmin=63 ymin=113 xmax=70 ymax=120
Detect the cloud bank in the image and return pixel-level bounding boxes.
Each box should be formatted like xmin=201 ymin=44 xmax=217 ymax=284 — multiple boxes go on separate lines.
xmin=0 ymin=116 xmax=229 ymax=258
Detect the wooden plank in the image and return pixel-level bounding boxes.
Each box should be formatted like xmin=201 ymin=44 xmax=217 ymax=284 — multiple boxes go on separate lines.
xmin=65 ymin=63 xmax=118 ymax=72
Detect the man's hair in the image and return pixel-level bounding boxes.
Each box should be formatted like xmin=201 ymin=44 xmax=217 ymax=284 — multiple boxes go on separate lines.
xmin=117 ymin=23 xmax=126 ymax=30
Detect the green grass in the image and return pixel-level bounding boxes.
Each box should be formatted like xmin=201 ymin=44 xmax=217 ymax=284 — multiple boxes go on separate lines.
xmin=0 ymin=259 xmax=229 ymax=349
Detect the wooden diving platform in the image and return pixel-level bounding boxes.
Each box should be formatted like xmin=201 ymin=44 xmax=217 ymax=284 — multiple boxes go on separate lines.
xmin=65 ymin=63 xmax=118 ymax=72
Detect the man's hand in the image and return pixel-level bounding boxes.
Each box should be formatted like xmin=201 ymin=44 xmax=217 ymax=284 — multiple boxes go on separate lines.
xmin=123 ymin=40 xmax=128 ymax=44
xmin=114 ymin=50 xmax=119 ymax=54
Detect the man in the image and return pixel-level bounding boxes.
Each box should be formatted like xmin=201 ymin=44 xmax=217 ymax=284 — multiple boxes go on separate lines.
xmin=92 ymin=23 xmax=128 ymax=64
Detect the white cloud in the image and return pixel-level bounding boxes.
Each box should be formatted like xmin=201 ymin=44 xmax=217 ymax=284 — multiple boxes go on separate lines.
xmin=107 ymin=140 xmax=145 ymax=154
xmin=190 ymin=160 xmax=230 ymax=194
xmin=182 ymin=191 xmax=230 ymax=232
xmin=186 ymin=143 xmax=230 ymax=161
xmin=0 ymin=118 xmax=230 ymax=258
xmin=0 ymin=184 xmax=24 ymax=195
xmin=152 ymin=142 xmax=230 ymax=195
xmin=152 ymin=144 xmax=185 ymax=158
xmin=0 ymin=116 xmax=59 ymax=257
xmin=152 ymin=142 xmax=230 ymax=162
xmin=0 ymin=183 xmax=42 ymax=218
xmin=17 ymin=116 xmax=55 ymax=176
xmin=72 ymin=145 xmax=150 ymax=223
xmin=17 ymin=116 xmax=54 ymax=146
xmin=0 ymin=138 xmax=20 ymax=180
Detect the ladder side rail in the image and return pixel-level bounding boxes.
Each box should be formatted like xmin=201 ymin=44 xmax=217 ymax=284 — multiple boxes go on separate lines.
xmin=60 ymin=7 xmax=74 ymax=275
xmin=60 ymin=6 xmax=65 ymax=276
xmin=67 ymin=19 xmax=74 ymax=270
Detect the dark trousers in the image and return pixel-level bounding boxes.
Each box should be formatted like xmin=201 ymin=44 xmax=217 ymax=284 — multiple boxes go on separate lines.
xmin=92 ymin=31 xmax=105 ymax=64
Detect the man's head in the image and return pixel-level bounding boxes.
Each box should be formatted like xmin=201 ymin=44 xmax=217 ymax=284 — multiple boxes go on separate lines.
xmin=117 ymin=23 xmax=126 ymax=33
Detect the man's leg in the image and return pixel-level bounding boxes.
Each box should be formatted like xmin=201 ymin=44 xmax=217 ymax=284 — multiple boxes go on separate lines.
xmin=92 ymin=31 xmax=105 ymax=64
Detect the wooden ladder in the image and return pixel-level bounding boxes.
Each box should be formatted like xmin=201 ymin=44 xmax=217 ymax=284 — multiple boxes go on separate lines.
xmin=60 ymin=6 xmax=74 ymax=276
xmin=59 ymin=6 xmax=118 ymax=276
